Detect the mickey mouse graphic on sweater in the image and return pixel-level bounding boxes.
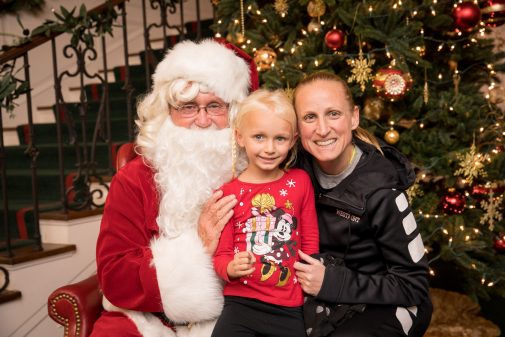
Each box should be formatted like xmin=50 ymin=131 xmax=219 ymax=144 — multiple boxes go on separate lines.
xmin=213 ymin=168 xmax=319 ymax=308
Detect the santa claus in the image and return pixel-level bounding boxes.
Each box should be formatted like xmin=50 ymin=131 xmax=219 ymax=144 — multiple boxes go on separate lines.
xmin=91 ymin=39 xmax=258 ymax=337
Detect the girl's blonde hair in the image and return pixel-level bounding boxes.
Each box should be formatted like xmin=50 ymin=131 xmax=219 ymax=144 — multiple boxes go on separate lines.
xmin=232 ymin=89 xmax=298 ymax=177
xmin=293 ymin=72 xmax=383 ymax=154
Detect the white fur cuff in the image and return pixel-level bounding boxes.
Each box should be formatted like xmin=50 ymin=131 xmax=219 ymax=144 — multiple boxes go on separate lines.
xmin=150 ymin=231 xmax=224 ymax=323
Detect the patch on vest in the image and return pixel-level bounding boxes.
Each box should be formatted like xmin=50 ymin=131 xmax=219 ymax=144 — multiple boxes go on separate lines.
xmin=335 ymin=209 xmax=361 ymax=222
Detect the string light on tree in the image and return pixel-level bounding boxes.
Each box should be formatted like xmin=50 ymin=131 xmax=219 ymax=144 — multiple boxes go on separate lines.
xmin=488 ymin=84 xmax=505 ymax=104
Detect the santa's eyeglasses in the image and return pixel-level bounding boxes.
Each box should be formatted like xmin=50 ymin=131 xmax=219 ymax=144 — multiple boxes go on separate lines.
xmin=173 ymin=102 xmax=228 ymax=118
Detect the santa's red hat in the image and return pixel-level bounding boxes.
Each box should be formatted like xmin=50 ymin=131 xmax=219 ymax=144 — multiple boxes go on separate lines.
xmin=152 ymin=38 xmax=258 ymax=105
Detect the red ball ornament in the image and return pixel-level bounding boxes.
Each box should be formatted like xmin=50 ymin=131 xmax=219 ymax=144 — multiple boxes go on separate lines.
xmin=324 ymin=28 xmax=345 ymax=50
xmin=471 ymin=184 xmax=489 ymax=199
xmin=480 ymin=0 xmax=505 ymax=27
xmin=373 ymin=68 xmax=413 ymax=102
xmin=452 ymin=2 xmax=481 ymax=32
xmin=494 ymin=234 xmax=505 ymax=252
xmin=440 ymin=190 xmax=466 ymax=215
xmin=471 ymin=184 xmax=505 ymax=199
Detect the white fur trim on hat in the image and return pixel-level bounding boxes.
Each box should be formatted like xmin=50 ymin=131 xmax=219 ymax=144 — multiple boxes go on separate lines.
xmin=152 ymin=39 xmax=251 ymax=103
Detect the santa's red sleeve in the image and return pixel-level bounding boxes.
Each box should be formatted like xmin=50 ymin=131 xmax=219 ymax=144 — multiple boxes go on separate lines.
xmin=96 ymin=157 xmax=163 ymax=312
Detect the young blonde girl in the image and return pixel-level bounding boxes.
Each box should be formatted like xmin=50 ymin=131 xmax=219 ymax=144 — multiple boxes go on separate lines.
xmin=212 ymin=89 xmax=319 ymax=337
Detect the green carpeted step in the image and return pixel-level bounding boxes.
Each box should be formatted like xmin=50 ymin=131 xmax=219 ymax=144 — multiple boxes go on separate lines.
xmin=50 ymin=98 xmax=135 ymax=124
xmin=3 ymin=167 xmax=111 ymax=202
xmin=138 ymin=48 xmax=166 ymax=72
xmin=184 ymin=19 xmax=214 ymax=38
xmin=112 ymin=64 xmax=152 ymax=84
xmin=5 ymin=169 xmax=80 ymax=201
xmin=3 ymin=142 xmax=115 ymax=170
xmin=16 ymin=118 xmax=131 ymax=146
xmin=84 ymin=80 xmax=149 ymax=103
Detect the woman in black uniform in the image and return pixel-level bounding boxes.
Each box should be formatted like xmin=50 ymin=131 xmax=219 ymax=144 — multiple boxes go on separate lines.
xmin=293 ymin=72 xmax=432 ymax=337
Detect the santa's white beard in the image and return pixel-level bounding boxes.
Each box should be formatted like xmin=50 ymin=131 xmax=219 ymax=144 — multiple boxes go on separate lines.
xmin=152 ymin=117 xmax=233 ymax=237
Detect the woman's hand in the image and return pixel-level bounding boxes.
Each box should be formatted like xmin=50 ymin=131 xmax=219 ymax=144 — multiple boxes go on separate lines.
xmin=198 ymin=190 xmax=237 ymax=255
xmin=294 ymin=250 xmax=325 ymax=296
xmin=227 ymin=251 xmax=256 ymax=279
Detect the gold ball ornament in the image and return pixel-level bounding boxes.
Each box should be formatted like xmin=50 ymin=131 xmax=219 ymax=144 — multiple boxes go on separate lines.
xmin=384 ymin=128 xmax=400 ymax=144
xmin=308 ymin=20 xmax=322 ymax=34
xmin=254 ymin=46 xmax=277 ymax=71
xmin=307 ymin=0 xmax=326 ymax=18
xmin=488 ymin=85 xmax=505 ymax=104
xmin=373 ymin=68 xmax=413 ymax=102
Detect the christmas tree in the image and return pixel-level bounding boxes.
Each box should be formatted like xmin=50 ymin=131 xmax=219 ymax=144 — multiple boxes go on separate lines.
xmin=212 ymin=0 xmax=505 ymax=303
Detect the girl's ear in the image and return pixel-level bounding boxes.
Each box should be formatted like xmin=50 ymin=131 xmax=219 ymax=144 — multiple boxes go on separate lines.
xmin=290 ymin=131 xmax=298 ymax=148
xmin=235 ymin=128 xmax=244 ymax=147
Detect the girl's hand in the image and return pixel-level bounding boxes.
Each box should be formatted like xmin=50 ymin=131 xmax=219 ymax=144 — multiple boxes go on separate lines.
xmin=227 ymin=251 xmax=256 ymax=279
xmin=198 ymin=190 xmax=237 ymax=255
xmin=294 ymin=250 xmax=325 ymax=296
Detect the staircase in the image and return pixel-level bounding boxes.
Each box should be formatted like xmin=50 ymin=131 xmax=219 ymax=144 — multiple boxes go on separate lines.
xmin=0 ymin=1 xmax=215 ymax=335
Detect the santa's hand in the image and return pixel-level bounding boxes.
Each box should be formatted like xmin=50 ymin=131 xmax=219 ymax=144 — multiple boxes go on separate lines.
xmin=293 ymin=250 xmax=325 ymax=296
xmin=227 ymin=251 xmax=255 ymax=279
xmin=198 ymin=190 xmax=237 ymax=255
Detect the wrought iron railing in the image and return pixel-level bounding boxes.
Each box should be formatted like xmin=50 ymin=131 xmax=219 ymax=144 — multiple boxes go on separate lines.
xmin=0 ymin=0 xmax=212 ymax=267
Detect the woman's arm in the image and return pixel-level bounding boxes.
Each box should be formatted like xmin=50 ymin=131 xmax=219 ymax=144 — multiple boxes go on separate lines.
xmin=317 ymin=189 xmax=430 ymax=306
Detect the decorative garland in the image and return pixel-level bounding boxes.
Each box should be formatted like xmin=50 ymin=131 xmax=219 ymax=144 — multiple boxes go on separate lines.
xmin=0 ymin=1 xmax=119 ymax=115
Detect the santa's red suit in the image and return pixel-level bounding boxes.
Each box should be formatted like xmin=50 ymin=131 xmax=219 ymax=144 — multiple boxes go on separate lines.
xmin=90 ymin=39 xmax=258 ymax=337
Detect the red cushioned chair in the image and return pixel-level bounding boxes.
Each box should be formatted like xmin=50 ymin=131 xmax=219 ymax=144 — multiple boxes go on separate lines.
xmin=47 ymin=142 xmax=137 ymax=337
